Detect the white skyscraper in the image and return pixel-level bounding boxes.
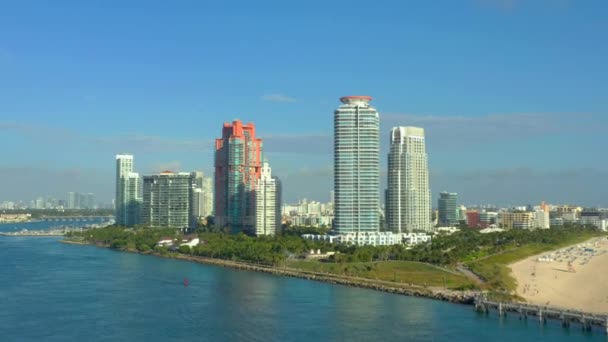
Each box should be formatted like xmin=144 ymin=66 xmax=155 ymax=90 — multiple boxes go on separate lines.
xmin=255 ymin=162 xmax=281 ymax=236
xmin=115 ymin=154 xmax=142 ymax=226
xmin=386 ymin=127 xmax=432 ymax=232
xmin=334 ymin=96 xmax=380 ymax=233
xmin=201 ymin=177 xmax=214 ymax=217
xmin=191 ymin=172 xmax=214 ymax=219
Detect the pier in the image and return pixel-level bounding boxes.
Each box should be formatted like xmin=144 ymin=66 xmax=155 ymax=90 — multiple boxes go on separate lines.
xmin=475 ymin=296 xmax=608 ymax=334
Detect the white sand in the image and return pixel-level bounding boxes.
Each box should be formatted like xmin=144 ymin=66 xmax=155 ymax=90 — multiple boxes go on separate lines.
xmin=510 ymin=237 xmax=608 ymax=314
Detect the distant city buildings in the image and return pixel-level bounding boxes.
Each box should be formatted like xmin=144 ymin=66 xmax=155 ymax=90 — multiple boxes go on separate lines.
xmin=333 ymin=96 xmax=380 ymax=234
xmin=141 ymin=171 xmax=195 ymax=230
xmin=214 ymin=120 xmax=263 ymax=233
xmin=283 ymin=198 xmax=334 ymax=228
xmin=254 ymin=162 xmax=282 ymax=236
xmin=438 ymin=192 xmax=458 ymax=227
xmin=386 ymin=126 xmax=432 ymax=233
xmin=66 ymin=192 xmax=96 ymax=210
xmin=115 ymin=154 xmax=142 ymax=226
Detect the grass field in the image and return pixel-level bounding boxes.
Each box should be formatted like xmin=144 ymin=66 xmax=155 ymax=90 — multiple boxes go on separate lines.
xmin=286 ymin=260 xmax=478 ymax=290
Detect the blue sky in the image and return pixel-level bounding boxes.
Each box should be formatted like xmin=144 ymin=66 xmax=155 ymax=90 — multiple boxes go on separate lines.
xmin=1 ymin=0 xmax=607 ymax=206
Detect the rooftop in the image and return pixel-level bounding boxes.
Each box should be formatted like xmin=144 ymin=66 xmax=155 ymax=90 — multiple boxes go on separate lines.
xmin=340 ymin=95 xmax=372 ymax=105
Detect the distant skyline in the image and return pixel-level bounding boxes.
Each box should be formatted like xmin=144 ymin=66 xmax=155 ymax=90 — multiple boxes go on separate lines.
xmin=1 ymin=0 xmax=607 ymax=206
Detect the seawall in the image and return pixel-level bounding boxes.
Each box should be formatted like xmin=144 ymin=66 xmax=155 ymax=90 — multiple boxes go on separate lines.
xmin=61 ymin=239 xmax=477 ymax=305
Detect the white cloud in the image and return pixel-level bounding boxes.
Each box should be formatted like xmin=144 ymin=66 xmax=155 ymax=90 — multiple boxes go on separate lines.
xmin=260 ymin=93 xmax=297 ymax=103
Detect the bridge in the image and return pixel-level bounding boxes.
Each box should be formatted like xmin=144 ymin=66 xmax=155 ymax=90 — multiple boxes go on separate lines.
xmin=40 ymin=216 xmax=114 ymax=222
xmin=475 ymin=296 xmax=608 ymax=334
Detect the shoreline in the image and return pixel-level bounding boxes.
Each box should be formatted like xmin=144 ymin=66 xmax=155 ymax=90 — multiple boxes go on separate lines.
xmin=510 ymin=237 xmax=608 ymax=315
xmin=61 ymin=239 xmax=477 ymax=305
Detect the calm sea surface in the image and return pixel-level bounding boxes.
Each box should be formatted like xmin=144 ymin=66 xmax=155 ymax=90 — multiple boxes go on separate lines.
xmin=0 ymin=218 xmax=108 ymax=233
xmin=0 ymin=222 xmax=605 ymax=341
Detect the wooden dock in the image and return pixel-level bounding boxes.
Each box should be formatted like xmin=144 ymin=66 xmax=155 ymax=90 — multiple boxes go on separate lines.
xmin=475 ymin=296 xmax=608 ymax=333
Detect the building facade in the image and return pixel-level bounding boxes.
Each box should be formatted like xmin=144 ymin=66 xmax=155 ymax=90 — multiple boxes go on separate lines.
xmin=115 ymin=154 xmax=141 ymax=226
xmin=333 ymin=96 xmax=380 ymax=234
xmin=386 ymin=126 xmax=432 ymax=232
xmin=535 ymin=210 xmax=551 ymax=229
xmin=141 ymin=171 xmax=194 ymax=229
xmin=214 ymin=120 xmax=263 ymax=233
xmin=191 ymin=172 xmax=214 ymax=219
xmin=500 ymin=212 xmax=536 ymax=230
xmin=438 ymin=192 xmax=458 ymax=227
xmin=254 ymin=162 xmax=281 ymax=236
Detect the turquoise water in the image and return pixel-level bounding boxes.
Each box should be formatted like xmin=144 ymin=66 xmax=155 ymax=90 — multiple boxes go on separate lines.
xmin=0 ymin=234 xmax=606 ymax=341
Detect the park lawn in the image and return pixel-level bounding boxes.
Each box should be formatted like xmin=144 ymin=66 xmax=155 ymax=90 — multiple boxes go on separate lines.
xmin=467 ymin=231 xmax=606 ymax=296
xmin=286 ymin=260 xmax=477 ymax=290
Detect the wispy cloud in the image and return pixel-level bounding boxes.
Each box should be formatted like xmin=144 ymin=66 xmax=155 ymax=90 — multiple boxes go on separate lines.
xmin=382 ymin=112 xmax=599 ymax=148
xmin=264 ymin=133 xmax=332 ymax=154
xmin=1 ymin=121 xmax=213 ymax=153
xmin=261 ymin=93 xmax=297 ymax=103
xmin=93 ymin=134 xmax=212 ymax=152
xmin=0 ymin=165 xmax=112 ymax=202
xmin=432 ymin=167 xmax=608 ymax=206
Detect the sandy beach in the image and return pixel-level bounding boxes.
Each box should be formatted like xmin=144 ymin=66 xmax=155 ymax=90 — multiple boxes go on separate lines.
xmin=511 ymin=237 xmax=608 ymax=314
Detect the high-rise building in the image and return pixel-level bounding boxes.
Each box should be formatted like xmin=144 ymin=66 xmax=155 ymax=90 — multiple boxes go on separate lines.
xmin=255 ymin=162 xmax=281 ymax=236
xmin=214 ymin=120 xmax=263 ymax=232
xmin=35 ymin=197 xmax=44 ymax=209
xmin=535 ymin=210 xmax=550 ymax=229
xmin=191 ymin=171 xmax=204 ymax=188
xmin=115 ymin=154 xmax=142 ymax=226
xmin=438 ymin=192 xmax=458 ymax=227
xmin=386 ymin=127 xmax=432 ymax=232
xmin=141 ymin=171 xmax=195 ymax=229
xmin=191 ymin=171 xmax=213 ymax=219
xmin=333 ymin=96 xmax=380 ymax=234
xmin=201 ymin=177 xmax=214 ymax=218
xmin=67 ymin=192 xmax=77 ymax=209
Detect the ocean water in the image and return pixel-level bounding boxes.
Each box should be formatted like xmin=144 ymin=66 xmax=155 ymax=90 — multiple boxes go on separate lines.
xmin=0 ymin=234 xmax=606 ymax=341
xmin=0 ymin=218 xmax=108 ymax=233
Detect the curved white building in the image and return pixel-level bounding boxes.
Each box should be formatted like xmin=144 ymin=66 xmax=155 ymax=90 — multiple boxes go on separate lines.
xmin=333 ymin=96 xmax=380 ymax=233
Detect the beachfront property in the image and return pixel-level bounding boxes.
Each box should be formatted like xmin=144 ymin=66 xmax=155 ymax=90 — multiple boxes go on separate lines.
xmin=141 ymin=171 xmax=196 ymax=230
xmin=333 ymin=96 xmax=381 ymax=234
xmin=303 ymin=232 xmax=431 ymax=247
xmin=386 ymin=126 xmax=432 ymax=233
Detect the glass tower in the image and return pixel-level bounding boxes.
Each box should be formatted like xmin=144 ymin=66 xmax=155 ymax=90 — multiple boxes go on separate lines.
xmin=115 ymin=154 xmax=141 ymax=227
xmin=438 ymin=192 xmax=458 ymax=227
xmin=214 ymin=120 xmax=263 ymax=233
xmin=333 ymin=96 xmax=380 ymax=233
xmin=386 ymin=127 xmax=432 ymax=232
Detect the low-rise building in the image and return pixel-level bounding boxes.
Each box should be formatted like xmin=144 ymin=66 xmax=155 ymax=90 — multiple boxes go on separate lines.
xmin=302 ymin=232 xmax=431 ymax=247
xmin=500 ymin=212 xmax=536 ymax=230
